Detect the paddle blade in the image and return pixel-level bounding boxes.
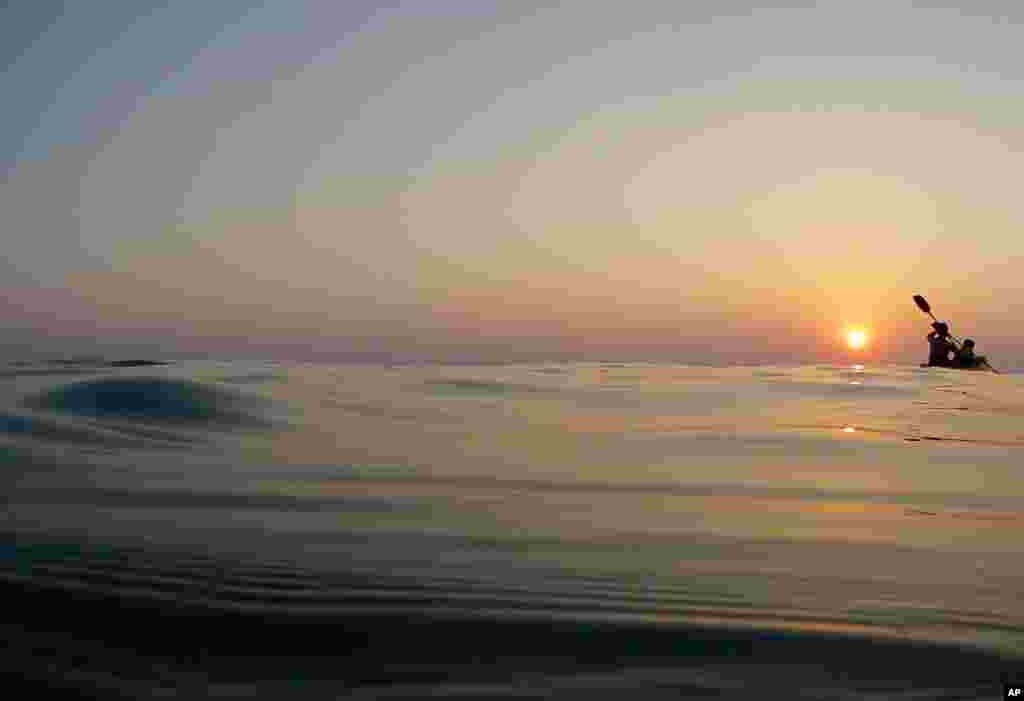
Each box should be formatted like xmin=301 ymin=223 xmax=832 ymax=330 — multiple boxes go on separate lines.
xmin=913 ymin=295 xmax=931 ymax=314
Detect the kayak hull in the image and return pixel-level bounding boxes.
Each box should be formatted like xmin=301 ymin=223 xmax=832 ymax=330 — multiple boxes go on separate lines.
xmin=919 ymin=362 xmax=995 ymax=372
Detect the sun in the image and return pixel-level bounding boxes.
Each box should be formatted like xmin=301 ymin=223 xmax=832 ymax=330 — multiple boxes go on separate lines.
xmin=846 ymin=328 xmax=868 ymax=350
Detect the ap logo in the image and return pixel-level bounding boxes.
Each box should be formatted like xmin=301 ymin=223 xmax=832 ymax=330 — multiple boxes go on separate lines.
xmin=1008 ymin=687 xmax=1022 ymax=697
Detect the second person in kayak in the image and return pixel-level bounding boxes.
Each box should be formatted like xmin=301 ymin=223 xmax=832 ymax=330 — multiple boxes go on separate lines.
xmin=955 ymin=339 xmax=988 ymax=368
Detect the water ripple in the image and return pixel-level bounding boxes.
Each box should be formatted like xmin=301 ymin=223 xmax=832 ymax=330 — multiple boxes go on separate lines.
xmin=21 ymin=377 xmax=273 ymax=429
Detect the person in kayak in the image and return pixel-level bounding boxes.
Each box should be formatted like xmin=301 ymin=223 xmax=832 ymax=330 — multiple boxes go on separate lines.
xmin=955 ymin=339 xmax=987 ymax=368
xmin=926 ymin=322 xmax=956 ymax=367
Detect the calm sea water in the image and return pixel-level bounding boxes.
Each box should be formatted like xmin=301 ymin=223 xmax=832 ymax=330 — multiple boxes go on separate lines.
xmin=3 ymin=359 xmax=1023 ymax=697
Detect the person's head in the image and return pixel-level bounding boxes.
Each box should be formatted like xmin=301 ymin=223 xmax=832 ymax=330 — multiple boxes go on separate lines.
xmin=963 ymin=339 xmax=975 ymax=349
xmin=932 ymin=321 xmax=949 ymax=336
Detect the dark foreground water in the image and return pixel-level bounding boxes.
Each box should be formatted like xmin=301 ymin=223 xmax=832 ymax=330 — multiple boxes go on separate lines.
xmin=2 ymin=359 xmax=1022 ymax=698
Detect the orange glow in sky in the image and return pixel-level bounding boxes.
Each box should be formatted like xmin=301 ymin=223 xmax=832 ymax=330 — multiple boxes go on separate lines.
xmin=4 ymin=4 xmax=1023 ymax=364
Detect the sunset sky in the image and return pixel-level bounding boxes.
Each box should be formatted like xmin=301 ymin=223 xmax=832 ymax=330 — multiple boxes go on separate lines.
xmin=4 ymin=1 xmax=1024 ymax=364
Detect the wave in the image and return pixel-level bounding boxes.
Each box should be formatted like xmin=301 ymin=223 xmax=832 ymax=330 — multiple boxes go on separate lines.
xmin=1 ymin=536 xmax=1018 ymax=699
xmin=424 ymin=379 xmax=548 ymax=396
xmin=20 ymin=377 xmax=273 ymax=428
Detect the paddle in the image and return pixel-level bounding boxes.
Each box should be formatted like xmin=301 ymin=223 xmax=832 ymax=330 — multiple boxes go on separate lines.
xmin=913 ymin=294 xmax=1000 ymax=373
xmin=913 ymin=294 xmax=962 ymax=346
xmin=912 ymin=294 xmax=936 ymax=321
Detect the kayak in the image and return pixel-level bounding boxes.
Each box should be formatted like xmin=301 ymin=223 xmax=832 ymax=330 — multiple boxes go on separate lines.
xmin=912 ymin=296 xmax=1000 ymax=373
xmin=919 ymin=361 xmax=996 ymax=372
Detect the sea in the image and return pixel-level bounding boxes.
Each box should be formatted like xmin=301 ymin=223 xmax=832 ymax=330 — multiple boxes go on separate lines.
xmin=3 ymin=358 xmax=1023 ymax=699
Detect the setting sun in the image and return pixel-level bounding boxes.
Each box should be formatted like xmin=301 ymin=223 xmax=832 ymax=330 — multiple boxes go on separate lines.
xmin=846 ymin=328 xmax=868 ymax=350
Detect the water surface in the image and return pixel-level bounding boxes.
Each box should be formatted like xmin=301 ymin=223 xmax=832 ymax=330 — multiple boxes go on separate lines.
xmin=3 ymin=360 xmax=1022 ymax=697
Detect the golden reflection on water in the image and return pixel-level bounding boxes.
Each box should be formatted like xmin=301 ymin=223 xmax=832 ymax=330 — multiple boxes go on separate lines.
xmin=245 ymin=363 xmax=1024 ymax=509
xmin=233 ymin=364 xmax=1024 ymax=590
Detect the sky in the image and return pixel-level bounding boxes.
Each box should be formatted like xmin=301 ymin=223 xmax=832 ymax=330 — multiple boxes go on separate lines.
xmin=4 ymin=0 xmax=1024 ymax=364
